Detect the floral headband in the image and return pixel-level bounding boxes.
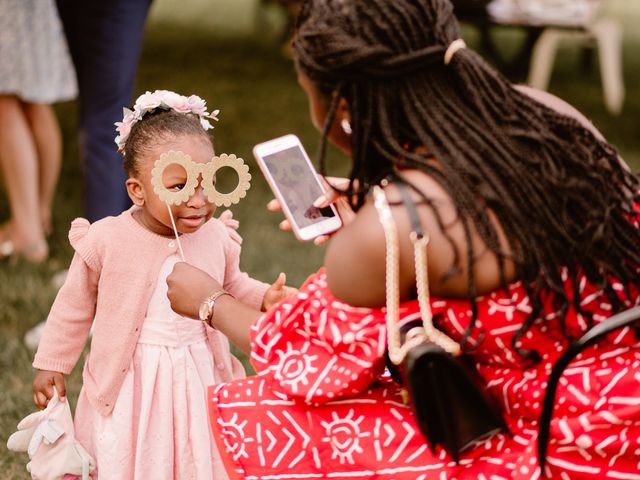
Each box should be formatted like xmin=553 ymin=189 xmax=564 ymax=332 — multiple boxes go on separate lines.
xmin=114 ymin=90 xmax=220 ymax=152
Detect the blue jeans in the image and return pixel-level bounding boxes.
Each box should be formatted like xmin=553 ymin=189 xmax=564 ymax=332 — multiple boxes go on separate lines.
xmin=56 ymin=0 xmax=152 ymax=222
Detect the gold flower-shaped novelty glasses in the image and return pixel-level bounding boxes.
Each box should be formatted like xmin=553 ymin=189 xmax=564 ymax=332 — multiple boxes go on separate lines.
xmin=150 ymin=150 xmax=251 ymax=207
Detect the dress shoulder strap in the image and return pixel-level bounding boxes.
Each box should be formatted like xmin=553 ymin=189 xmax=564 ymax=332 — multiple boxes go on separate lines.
xmin=395 ymin=181 xmax=425 ymax=239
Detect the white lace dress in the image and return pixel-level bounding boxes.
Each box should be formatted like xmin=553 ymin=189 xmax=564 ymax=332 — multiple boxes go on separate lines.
xmin=0 ymin=0 xmax=77 ymax=103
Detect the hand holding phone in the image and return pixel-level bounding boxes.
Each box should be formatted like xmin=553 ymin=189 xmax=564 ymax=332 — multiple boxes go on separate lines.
xmin=267 ymin=176 xmax=356 ymax=245
xmin=253 ymin=135 xmax=342 ymax=241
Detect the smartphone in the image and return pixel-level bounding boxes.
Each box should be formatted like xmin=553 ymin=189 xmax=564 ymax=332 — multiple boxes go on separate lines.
xmin=253 ymin=134 xmax=342 ymax=241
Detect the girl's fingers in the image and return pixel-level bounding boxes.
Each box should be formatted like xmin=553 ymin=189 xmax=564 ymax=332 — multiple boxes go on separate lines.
xmin=273 ymin=272 xmax=286 ymax=288
xmin=53 ymin=376 xmax=66 ymax=400
xmin=35 ymin=392 xmax=48 ymax=409
xmin=44 ymin=382 xmax=55 ymax=402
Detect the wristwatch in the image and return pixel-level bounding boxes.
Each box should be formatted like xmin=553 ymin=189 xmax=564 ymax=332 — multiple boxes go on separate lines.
xmin=198 ymin=290 xmax=232 ymax=326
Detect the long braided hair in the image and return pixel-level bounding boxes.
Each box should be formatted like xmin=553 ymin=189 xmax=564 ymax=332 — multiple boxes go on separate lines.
xmin=293 ymin=0 xmax=640 ymax=359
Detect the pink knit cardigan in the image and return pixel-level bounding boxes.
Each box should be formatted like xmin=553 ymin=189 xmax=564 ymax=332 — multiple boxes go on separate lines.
xmin=33 ymin=207 xmax=269 ymax=416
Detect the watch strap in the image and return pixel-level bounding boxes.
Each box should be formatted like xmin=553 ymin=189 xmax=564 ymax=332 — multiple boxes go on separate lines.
xmin=201 ymin=290 xmax=233 ymax=327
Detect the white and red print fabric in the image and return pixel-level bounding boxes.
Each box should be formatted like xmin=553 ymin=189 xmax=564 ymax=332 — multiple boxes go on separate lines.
xmin=209 ymin=268 xmax=640 ymax=479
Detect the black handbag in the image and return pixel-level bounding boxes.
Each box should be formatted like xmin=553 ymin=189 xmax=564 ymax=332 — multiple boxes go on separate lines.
xmin=373 ymin=182 xmax=508 ymax=463
xmin=403 ymin=339 xmax=507 ymax=462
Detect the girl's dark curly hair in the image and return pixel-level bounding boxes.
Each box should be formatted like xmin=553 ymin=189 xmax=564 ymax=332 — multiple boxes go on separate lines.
xmin=293 ymin=0 xmax=640 ymax=360
xmin=123 ymin=110 xmax=212 ymax=176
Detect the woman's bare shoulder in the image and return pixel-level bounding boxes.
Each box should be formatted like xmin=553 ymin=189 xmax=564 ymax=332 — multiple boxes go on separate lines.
xmin=324 ymin=198 xmax=388 ymax=307
xmin=324 ymin=169 xmax=518 ymax=305
xmin=515 ymin=84 xmax=629 ymax=169
xmin=514 ymin=84 xmax=604 ymax=140
xmin=323 ymin=172 xmax=466 ymax=306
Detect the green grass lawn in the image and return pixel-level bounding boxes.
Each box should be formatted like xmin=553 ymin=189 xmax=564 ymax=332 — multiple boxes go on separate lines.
xmin=1 ymin=1 xmax=639 ymax=476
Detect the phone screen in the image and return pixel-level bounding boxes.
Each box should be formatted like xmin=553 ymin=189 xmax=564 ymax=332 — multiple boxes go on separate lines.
xmin=262 ymin=146 xmax=337 ymax=229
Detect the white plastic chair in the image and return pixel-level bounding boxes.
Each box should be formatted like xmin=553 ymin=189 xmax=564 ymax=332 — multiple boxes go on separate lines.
xmin=527 ymin=16 xmax=625 ymax=114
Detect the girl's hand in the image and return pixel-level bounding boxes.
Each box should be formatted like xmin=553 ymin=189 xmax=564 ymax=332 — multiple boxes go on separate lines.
xmin=167 ymin=262 xmax=222 ymax=319
xmin=33 ymin=370 xmax=66 ymax=409
xmin=267 ymin=176 xmax=356 ymax=246
xmin=262 ymin=272 xmax=298 ymax=311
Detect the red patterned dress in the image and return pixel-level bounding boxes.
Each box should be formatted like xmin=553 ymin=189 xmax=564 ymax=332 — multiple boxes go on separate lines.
xmin=209 ymin=268 xmax=640 ymax=479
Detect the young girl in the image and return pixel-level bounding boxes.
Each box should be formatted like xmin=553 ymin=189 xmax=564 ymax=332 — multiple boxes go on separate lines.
xmin=31 ymin=90 xmax=290 ymax=479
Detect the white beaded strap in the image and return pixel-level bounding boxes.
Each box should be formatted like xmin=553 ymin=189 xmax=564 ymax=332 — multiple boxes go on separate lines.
xmin=412 ymin=230 xmax=461 ymax=356
xmin=372 ymin=186 xmax=460 ymax=366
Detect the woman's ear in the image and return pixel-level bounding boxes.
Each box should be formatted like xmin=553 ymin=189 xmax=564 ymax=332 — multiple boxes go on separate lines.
xmin=125 ymin=177 xmax=145 ymax=206
xmin=337 ymin=97 xmax=351 ymax=126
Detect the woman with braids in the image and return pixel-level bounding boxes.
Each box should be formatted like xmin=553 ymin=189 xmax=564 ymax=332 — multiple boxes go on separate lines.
xmin=167 ymin=0 xmax=640 ymax=478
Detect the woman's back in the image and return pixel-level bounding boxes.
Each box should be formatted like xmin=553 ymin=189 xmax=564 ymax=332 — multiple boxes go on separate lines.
xmin=324 ymin=85 xmax=633 ymax=308
xmin=325 ymin=169 xmax=515 ymax=305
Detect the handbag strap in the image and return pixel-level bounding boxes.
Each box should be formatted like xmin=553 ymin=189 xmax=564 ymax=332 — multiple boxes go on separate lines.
xmin=537 ymin=305 xmax=640 ymax=475
xmin=372 ymin=184 xmax=460 ymax=366
xmin=395 ymin=182 xmax=462 ymax=357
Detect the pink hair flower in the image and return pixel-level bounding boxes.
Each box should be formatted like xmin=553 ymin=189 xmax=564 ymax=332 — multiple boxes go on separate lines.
xmin=187 ymin=95 xmax=207 ymax=116
xmin=133 ymin=91 xmax=162 ymax=113
xmin=114 ymin=107 xmax=139 ymax=151
xmin=158 ymin=90 xmax=192 ymax=113
xmin=114 ymin=90 xmax=220 ymax=153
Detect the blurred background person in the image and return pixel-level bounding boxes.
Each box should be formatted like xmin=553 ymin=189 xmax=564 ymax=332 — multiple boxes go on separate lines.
xmin=55 ymin=0 xmax=152 ymax=223
xmin=19 ymin=0 xmax=151 ymax=349
xmin=0 ymin=0 xmax=76 ymax=263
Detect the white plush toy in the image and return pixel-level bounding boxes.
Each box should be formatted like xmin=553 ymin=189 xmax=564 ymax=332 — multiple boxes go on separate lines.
xmin=7 ymin=388 xmax=95 ymax=480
